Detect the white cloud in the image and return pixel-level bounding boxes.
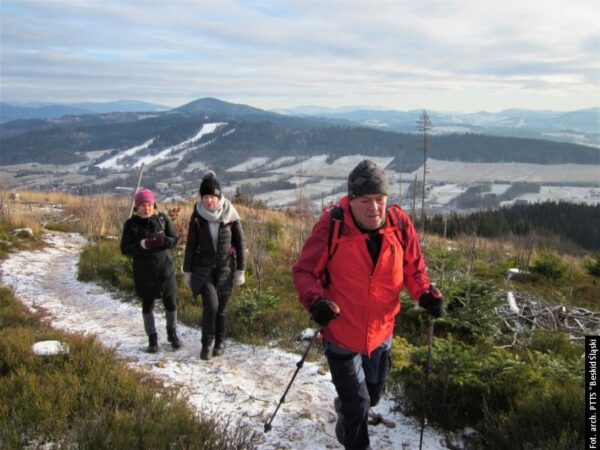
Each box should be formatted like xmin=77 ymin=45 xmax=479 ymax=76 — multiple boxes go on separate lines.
xmin=1 ymin=0 xmax=598 ymax=111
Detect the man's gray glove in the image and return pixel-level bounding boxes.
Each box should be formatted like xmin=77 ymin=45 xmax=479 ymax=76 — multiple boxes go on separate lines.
xmin=419 ymin=285 xmax=444 ymax=318
xmin=309 ymin=297 xmax=341 ymax=327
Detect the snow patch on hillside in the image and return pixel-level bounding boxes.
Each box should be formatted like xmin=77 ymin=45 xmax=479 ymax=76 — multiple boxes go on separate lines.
xmin=96 ymin=139 xmax=155 ymax=169
xmin=94 ymin=123 xmax=226 ymax=171
xmin=227 ymin=157 xmax=271 ymax=172
xmin=133 ymin=123 xmax=226 ymax=168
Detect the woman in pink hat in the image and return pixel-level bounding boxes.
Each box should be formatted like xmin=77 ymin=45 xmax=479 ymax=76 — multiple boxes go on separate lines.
xmin=120 ymin=188 xmax=181 ymax=353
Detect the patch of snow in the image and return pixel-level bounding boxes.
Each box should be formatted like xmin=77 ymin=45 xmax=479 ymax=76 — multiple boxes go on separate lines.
xmin=542 ymin=132 xmax=599 ymax=148
xmin=430 ymin=126 xmax=472 ymax=134
xmin=255 ymin=188 xmax=300 ymax=208
xmin=226 ymin=157 xmax=271 ymax=173
xmin=96 ymin=139 xmax=155 ymax=170
xmin=80 ymin=149 xmax=114 ymax=160
xmin=262 ymin=156 xmax=300 ymax=170
xmin=32 ymin=340 xmax=70 ymax=356
xmin=427 ymin=184 xmax=468 ymax=206
xmin=0 ymin=232 xmax=447 ymax=450
xmin=489 ymin=184 xmax=511 ymax=195
xmin=133 ymin=123 xmax=226 ymax=169
xmin=506 ymin=291 xmax=520 ymax=314
xmin=228 ymin=174 xmax=284 ymax=190
xmin=271 ymin=155 xmax=394 ymax=179
xmin=362 ymin=120 xmax=390 ymax=128
xmin=183 ymin=161 xmax=208 ymax=173
xmin=501 ymin=186 xmax=600 ymax=207
xmin=418 ymin=159 xmax=600 ymax=184
xmin=298 ymin=180 xmax=345 ymax=203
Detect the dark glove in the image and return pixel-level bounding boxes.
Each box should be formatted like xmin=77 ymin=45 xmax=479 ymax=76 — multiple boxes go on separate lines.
xmin=143 ymin=233 xmax=165 ymax=250
xmin=309 ymin=297 xmax=341 ymax=327
xmin=419 ymin=286 xmax=444 ymax=318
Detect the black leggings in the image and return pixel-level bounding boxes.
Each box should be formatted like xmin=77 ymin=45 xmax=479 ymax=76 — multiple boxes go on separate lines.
xmin=141 ymin=293 xmax=177 ymax=314
xmin=200 ymin=280 xmax=230 ymax=346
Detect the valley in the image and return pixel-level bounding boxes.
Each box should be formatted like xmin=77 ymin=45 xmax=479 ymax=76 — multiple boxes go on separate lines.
xmin=0 ymin=98 xmax=598 ymax=214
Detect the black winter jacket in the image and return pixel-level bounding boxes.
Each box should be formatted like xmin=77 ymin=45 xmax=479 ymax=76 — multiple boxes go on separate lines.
xmin=183 ymin=208 xmax=245 ymax=298
xmin=120 ymin=212 xmax=179 ymax=299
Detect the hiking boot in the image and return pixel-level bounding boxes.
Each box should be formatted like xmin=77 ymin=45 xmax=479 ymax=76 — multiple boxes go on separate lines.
xmin=334 ymin=397 xmax=344 ymax=445
xmin=147 ymin=333 xmax=158 ymax=353
xmin=200 ymin=345 xmax=211 ymax=360
xmin=167 ymin=328 xmax=182 ymax=350
xmin=213 ymin=341 xmax=225 ymax=357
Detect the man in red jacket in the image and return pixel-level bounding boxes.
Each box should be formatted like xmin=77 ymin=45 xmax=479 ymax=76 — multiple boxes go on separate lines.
xmin=293 ymin=159 xmax=443 ymax=450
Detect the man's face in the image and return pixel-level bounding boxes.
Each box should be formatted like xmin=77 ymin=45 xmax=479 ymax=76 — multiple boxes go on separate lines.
xmin=349 ymin=194 xmax=388 ymax=230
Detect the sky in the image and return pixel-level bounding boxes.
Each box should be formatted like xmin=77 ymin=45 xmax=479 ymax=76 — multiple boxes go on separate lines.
xmin=1 ymin=0 xmax=599 ymax=113
xmin=1 ymin=231 xmax=449 ymax=449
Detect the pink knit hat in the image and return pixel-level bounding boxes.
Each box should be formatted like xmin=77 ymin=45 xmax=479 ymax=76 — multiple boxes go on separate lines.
xmin=134 ymin=188 xmax=155 ymax=208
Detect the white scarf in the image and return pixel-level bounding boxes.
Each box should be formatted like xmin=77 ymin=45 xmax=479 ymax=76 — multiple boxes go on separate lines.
xmin=195 ymin=197 xmax=241 ymax=250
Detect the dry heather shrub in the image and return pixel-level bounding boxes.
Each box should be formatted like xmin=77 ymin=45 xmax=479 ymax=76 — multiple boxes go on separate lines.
xmin=163 ymin=201 xmax=193 ymax=249
xmin=0 ymin=190 xmax=50 ymax=234
xmin=0 ymin=190 xmax=132 ymax=237
xmin=62 ymin=195 xmax=130 ymax=237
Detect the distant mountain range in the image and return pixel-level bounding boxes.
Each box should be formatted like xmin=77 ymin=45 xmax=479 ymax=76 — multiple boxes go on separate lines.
xmin=2 ymin=98 xmax=598 ymax=146
xmin=2 ymin=97 xmax=597 ymax=166
xmin=276 ymin=106 xmax=600 ymax=146
xmin=0 ymin=100 xmax=169 ymax=123
xmin=0 ymin=97 xmax=598 ymax=210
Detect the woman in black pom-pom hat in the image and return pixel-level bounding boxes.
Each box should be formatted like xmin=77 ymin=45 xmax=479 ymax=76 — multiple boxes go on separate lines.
xmin=182 ymin=171 xmax=246 ymax=360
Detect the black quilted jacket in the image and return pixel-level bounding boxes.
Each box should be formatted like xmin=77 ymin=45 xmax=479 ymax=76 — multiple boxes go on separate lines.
xmin=183 ymin=208 xmax=245 ymax=298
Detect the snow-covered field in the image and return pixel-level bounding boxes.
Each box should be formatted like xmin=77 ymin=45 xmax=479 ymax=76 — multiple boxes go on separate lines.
xmin=0 ymin=232 xmax=448 ymax=450
xmin=420 ymin=159 xmax=599 ymax=184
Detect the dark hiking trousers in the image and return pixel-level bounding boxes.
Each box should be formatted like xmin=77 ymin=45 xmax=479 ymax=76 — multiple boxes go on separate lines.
xmin=325 ymin=339 xmax=392 ymax=450
xmin=141 ymin=293 xmax=177 ymax=314
xmin=141 ymin=293 xmax=178 ymax=337
xmin=200 ymin=278 xmax=231 ymax=346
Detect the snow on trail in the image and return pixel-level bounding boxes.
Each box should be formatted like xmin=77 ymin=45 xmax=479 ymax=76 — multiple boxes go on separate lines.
xmin=0 ymin=232 xmax=446 ymax=450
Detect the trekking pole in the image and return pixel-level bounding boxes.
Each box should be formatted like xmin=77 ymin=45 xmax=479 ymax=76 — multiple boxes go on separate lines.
xmin=128 ymin=163 xmax=146 ymax=217
xmin=418 ymin=316 xmax=435 ymax=450
xmin=264 ymin=329 xmax=320 ymax=432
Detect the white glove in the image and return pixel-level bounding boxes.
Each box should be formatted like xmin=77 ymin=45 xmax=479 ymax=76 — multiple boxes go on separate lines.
xmin=183 ymin=272 xmax=192 ymax=290
xmin=233 ymin=270 xmax=245 ymax=286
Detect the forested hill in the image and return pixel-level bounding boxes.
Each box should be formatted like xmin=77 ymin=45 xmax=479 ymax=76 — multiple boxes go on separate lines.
xmin=429 ymin=134 xmax=599 ymax=164
xmin=1 ymin=101 xmax=598 ymax=168
xmin=426 ymin=201 xmax=600 ymax=250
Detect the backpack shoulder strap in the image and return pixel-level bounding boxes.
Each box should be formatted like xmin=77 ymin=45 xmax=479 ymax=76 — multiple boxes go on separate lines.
xmin=314 ymin=205 xmax=344 ymax=289
xmin=327 ymin=206 xmax=344 ymax=261
xmin=386 ymin=206 xmax=406 ymax=248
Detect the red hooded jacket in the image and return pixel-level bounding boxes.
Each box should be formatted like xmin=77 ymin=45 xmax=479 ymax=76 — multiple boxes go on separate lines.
xmin=292 ymin=196 xmax=431 ymax=355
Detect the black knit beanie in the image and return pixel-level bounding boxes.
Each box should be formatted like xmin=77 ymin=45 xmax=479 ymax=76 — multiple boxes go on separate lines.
xmin=199 ymin=170 xmax=222 ymax=198
xmin=347 ymin=160 xmax=390 ymax=199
